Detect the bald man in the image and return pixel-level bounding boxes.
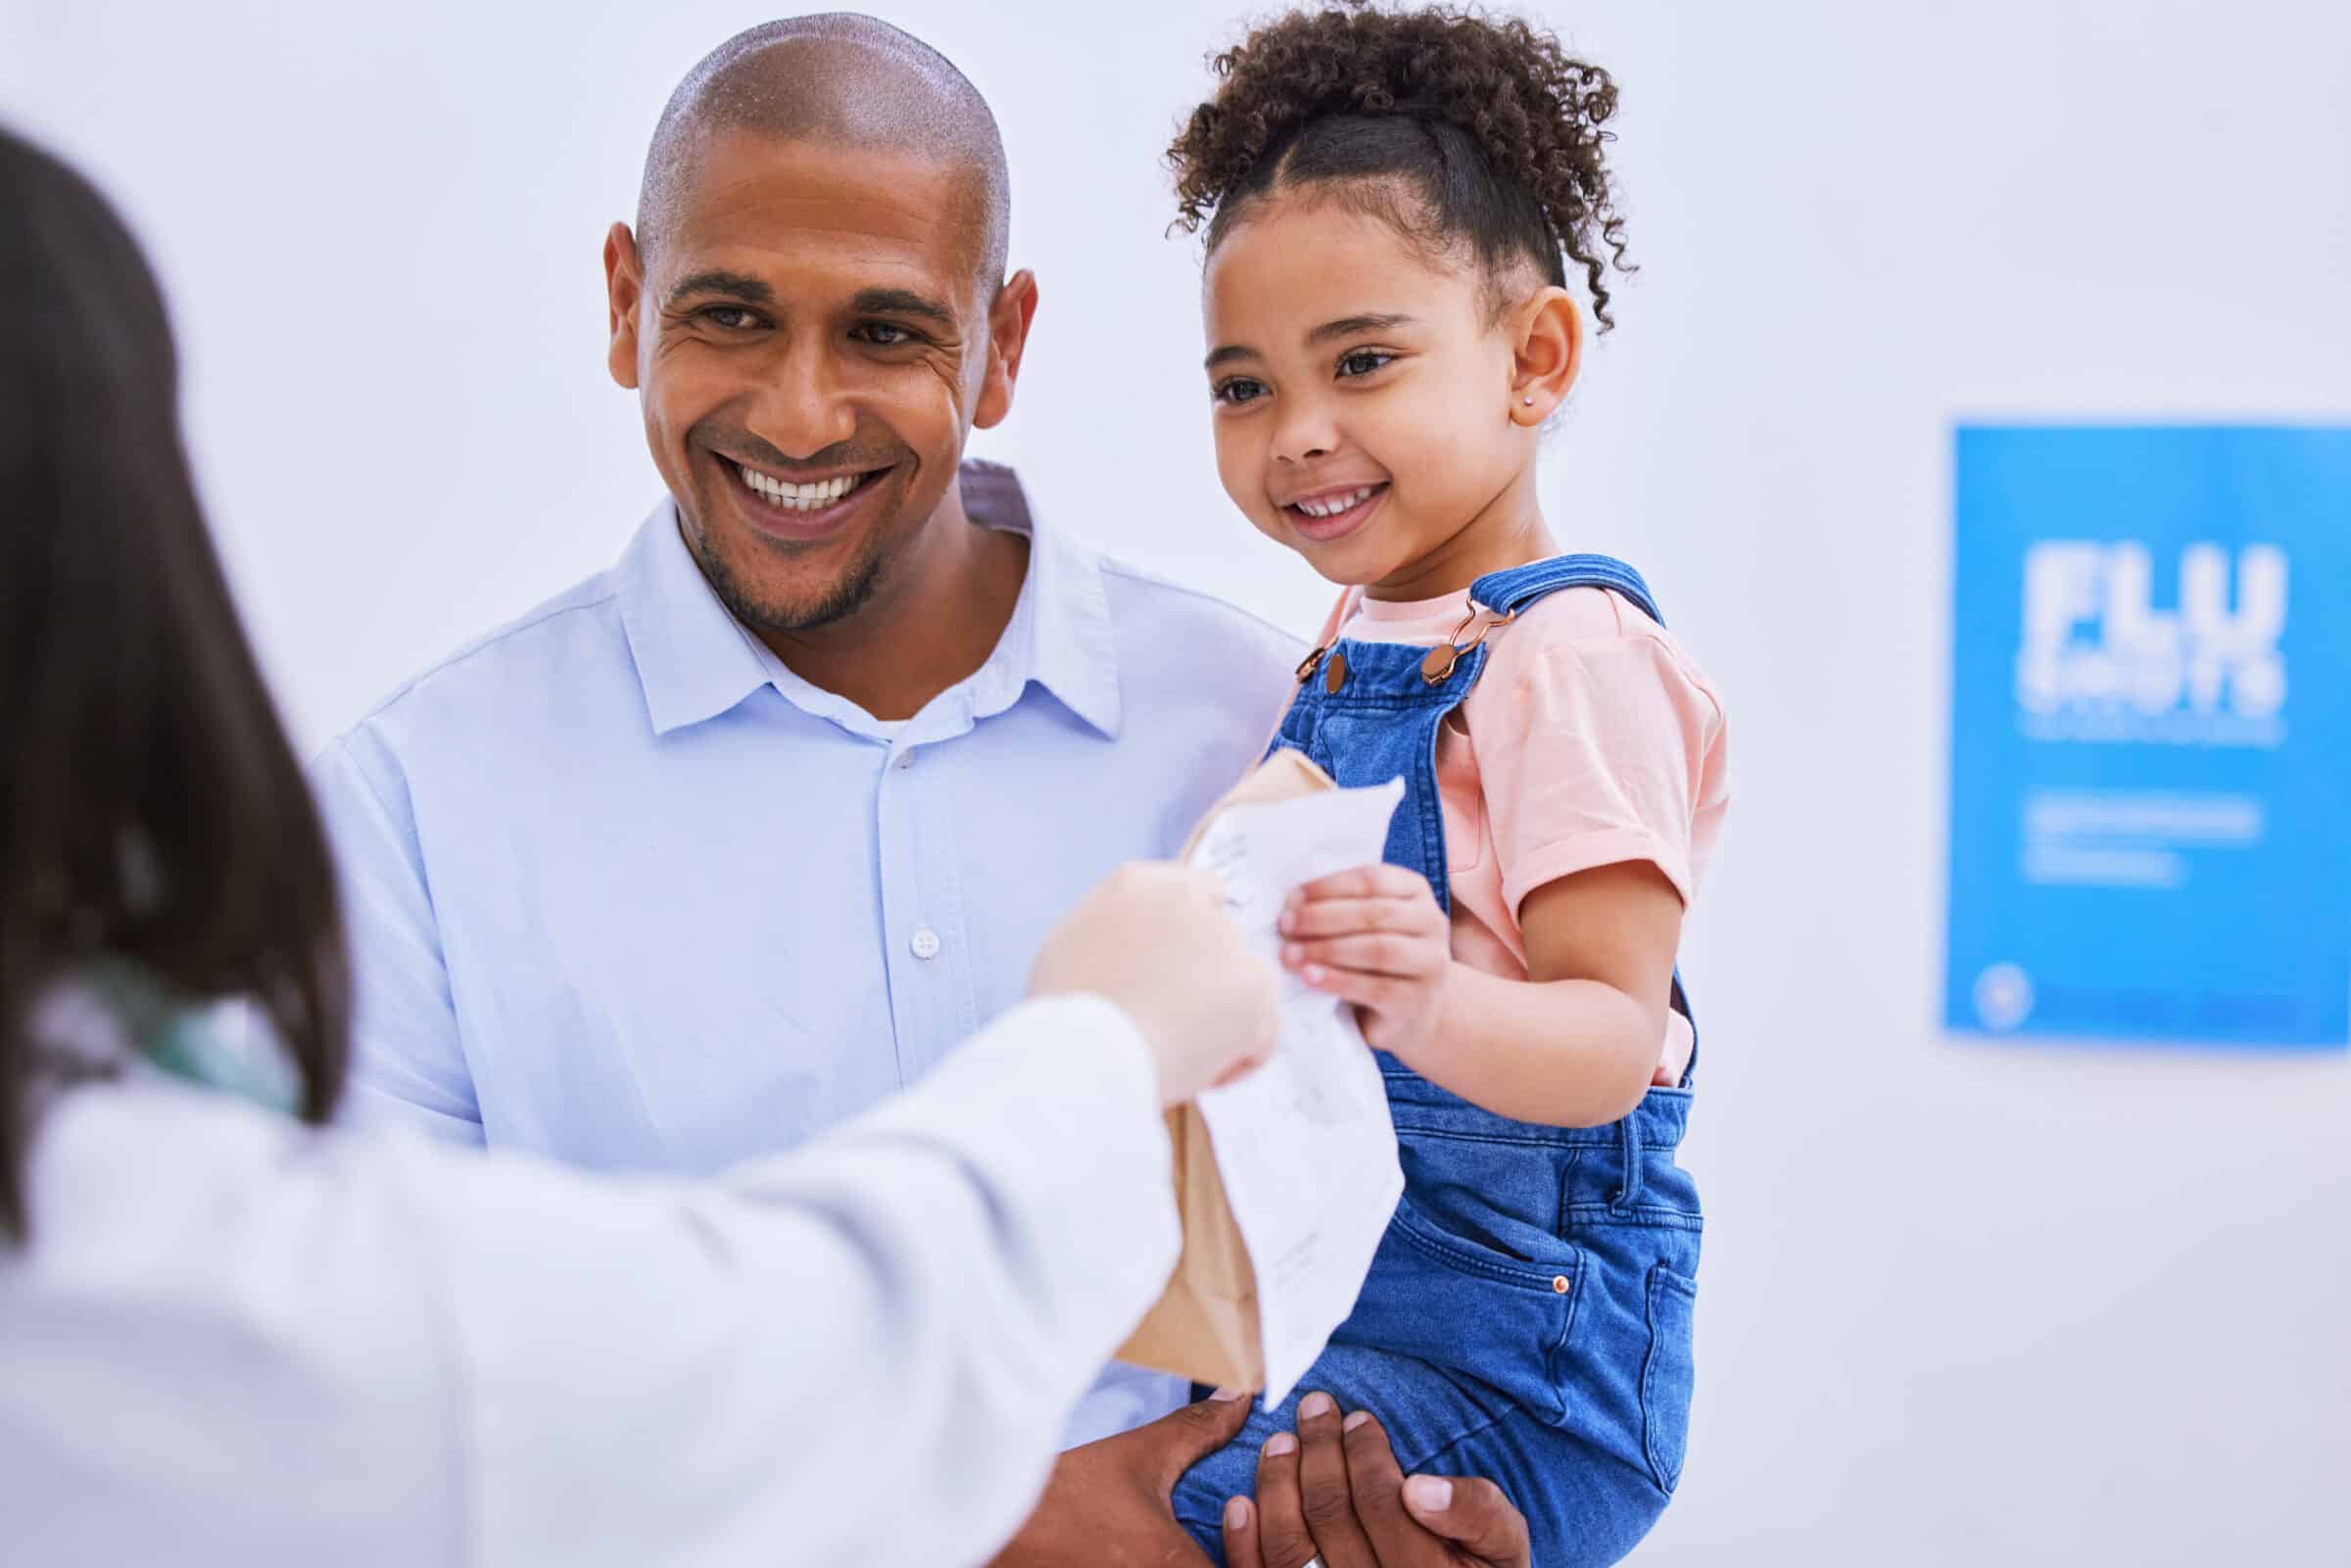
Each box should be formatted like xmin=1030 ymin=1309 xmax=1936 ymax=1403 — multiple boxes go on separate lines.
xmin=313 ymin=8 xmax=1279 ymax=1559
xmin=314 ymin=16 xmax=1532 ymax=1566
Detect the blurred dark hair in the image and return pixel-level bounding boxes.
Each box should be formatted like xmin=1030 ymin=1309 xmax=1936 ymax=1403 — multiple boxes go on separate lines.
xmin=0 ymin=126 xmax=348 ymax=1240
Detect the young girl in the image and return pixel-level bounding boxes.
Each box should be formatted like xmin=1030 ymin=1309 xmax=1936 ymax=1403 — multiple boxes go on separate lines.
xmin=1162 ymin=7 xmax=1731 ymax=1564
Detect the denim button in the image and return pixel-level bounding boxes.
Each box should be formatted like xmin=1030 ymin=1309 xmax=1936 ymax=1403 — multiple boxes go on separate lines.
xmin=910 ymin=927 xmax=942 ymax=961
xmin=1323 ymin=650 xmax=1349 ymax=694
xmin=1552 ymin=1274 xmax=1571 ymax=1294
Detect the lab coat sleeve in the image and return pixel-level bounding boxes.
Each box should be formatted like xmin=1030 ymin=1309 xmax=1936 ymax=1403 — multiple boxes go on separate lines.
xmin=396 ymin=993 xmax=1181 ymax=1568
xmin=311 ymin=727 xmax=484 ymax=1145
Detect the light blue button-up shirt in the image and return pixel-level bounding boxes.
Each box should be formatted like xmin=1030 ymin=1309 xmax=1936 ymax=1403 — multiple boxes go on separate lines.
xmin=313 ymin=461 xmax=1301 ymax=1445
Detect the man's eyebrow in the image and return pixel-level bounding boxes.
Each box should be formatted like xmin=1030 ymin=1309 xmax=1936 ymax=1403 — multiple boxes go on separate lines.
xmin=850 ymin=287 xmax=956 ymax=327
xmin=664 ymin=270 xmax=773 ymax=309
xmin=1306 ymin=311 xmax=1416 ymax=346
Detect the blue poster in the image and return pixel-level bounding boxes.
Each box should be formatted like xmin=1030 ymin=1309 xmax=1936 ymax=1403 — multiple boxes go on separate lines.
xmin=1945 ymin=426 xmax=2351 ymax=1049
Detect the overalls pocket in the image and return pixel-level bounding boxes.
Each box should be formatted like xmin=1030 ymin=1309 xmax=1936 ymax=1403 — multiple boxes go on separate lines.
xmin=1640 ymin=1262 xmax=1699 ymax=1495
xmin=1338 ymin=1192 xmax=1581 ymax=1424
xmin=1340 ymin=1074 xmax=1593 ymax=1422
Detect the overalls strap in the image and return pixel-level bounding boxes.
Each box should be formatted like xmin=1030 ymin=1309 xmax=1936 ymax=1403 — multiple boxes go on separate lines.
xmin=1469 ymin=553 xmax=1664 ymax=628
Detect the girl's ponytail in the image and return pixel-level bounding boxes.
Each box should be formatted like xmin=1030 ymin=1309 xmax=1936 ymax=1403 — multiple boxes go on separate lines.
xmin=1169 ymin=1 xmax=1633 ymax=327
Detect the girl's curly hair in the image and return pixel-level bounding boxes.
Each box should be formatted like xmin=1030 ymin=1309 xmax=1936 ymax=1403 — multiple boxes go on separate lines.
xmin=1168 ymin=2 xmax=1632 ymax=328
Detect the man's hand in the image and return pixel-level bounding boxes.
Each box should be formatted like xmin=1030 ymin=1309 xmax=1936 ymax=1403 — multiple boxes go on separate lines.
xmin=1280 ymin=865 xmax=1454 ymax=1061
xmin=1031 ymin=863 xmax=1279 ymax=1106
xmin=987 ymin=1393 xmax=1252 ymax=1567
xmin=1220 ymin=1394 xmax=1532 ymax=1568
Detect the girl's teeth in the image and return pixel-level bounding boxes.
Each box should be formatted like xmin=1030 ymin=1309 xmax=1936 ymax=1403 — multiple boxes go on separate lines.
xmin=1298 ymin=486 xmax=1373 ymax=519
xmin=741 ymin=465 xmax=864 ymax=510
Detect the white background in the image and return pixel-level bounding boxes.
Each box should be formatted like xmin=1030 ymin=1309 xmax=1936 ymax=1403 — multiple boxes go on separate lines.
xmin=6 ymin=0 xmax=2349 ymax=1561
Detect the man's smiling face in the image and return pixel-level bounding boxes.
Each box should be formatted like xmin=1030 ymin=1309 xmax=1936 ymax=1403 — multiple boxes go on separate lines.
xmin=606 ymin=131 xmax=999 ymax=634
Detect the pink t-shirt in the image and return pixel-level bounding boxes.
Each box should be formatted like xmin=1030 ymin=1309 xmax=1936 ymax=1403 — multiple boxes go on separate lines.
xmin=1328 ymin=584 xmax=1731 ymax=1080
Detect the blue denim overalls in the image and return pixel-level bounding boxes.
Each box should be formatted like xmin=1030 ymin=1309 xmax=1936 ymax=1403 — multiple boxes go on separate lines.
xmin=1172 ymin=555 xmax=1703 ymax=1568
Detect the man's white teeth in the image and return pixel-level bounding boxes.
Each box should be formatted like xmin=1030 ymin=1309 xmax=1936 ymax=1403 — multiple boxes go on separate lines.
xmin=740 ymin=464 xmax=865 ymax=510
xmin=1296 ymin=486 xmax=1374 ymax=519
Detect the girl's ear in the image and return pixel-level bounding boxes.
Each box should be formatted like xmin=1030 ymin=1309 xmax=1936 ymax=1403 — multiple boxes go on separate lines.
xmin=1508 ymin=286 xmax=1582 ymax=426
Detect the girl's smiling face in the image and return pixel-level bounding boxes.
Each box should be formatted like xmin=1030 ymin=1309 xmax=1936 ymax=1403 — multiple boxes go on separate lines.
xmin=1202 ymin=190 xmax=1572 ymax=597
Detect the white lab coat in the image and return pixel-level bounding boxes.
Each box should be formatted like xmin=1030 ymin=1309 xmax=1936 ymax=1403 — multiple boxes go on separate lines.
xmin=0 ymin=991 xmax=1179 ymax=1568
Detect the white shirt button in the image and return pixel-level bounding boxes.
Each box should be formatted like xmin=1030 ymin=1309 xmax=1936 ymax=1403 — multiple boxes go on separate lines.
xmin=895 ymin=749 xmax=916 ymax=770
xmin=910 ymin=927 xmax=942 ymax=961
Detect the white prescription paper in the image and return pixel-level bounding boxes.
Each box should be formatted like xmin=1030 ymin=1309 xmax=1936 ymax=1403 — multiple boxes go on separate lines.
xmin=1190 ymin=778 xmax=1408 ymax=1402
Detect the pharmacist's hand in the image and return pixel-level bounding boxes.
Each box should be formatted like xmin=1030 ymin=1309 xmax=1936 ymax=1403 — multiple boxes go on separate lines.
xmin=1222 ymin=1397 xmax=1532 ymax=1568
xmin=1279 ymin=865 xmax=1453 ymax=1060
xmin=1030 ymin=863 xmax=1279 ymax=1106
xmin=987 ymin=1392 xmax=1251 ymax=1567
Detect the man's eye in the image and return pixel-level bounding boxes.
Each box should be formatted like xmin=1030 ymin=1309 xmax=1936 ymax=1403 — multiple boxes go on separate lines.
xmin=1214 ymin=378 xmax=1267 ymax=406
xmin=698 ymin=306 xmax=762 ymax=331
xmin=1337 ymin=350 xmax=1394 ymax=379
xmin=854 ymin=322 xmax=919 ymax=347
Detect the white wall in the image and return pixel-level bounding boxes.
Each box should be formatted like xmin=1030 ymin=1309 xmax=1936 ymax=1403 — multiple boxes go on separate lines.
xmin=6 ymin=1 xmax=2347 ymax=1561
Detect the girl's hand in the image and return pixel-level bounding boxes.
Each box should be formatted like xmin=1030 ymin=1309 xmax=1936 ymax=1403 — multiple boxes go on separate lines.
xmin=1278 ymin=865 xmax=1452 ymax=1062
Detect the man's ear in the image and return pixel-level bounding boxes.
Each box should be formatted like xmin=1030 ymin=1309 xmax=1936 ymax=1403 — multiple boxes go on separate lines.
xmin=1508 ymin=286 xmax=1581 ymax=426
xmin=973 ymin=268 xmax=1040 ymax=431
xmin=604 ymin=222 xmax=645 ymax=391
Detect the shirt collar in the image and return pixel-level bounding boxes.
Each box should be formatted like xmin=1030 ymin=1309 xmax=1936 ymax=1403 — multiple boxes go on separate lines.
xmin=960 ymin=458 xmax=1122 ymax=738
xmin=614 ymin=498 xmax=775 ymax=737
xmin=616 ymin=459 xmax=1122 ymax=742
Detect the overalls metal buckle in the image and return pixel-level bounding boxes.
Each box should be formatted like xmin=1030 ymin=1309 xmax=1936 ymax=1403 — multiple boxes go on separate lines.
xmin=1418 ymin=602 xmax=1515 ymax=685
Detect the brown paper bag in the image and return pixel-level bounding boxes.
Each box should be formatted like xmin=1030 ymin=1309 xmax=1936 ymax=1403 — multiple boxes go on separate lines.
xmin=1114 ymin=748 xmax=1338 ymax=1391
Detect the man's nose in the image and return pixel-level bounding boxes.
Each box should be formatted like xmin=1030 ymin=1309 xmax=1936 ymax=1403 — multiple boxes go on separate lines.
xmin=746 ymin=340 xmax=859 ymax=458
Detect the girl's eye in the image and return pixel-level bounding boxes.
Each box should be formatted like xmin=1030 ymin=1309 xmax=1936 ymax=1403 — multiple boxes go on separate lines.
xmin=853 ymin=322 xmax=920 ymax=348
xmin=1214 ymin=378 xmax=1268 ymax=406
xmin=1337 ymin=350 xmax=1395 ymax=379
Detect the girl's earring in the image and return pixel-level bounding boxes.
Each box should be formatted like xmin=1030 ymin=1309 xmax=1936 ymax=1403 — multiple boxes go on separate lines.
xmin=1521 ymin=396 xmax=1536 ymax=405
